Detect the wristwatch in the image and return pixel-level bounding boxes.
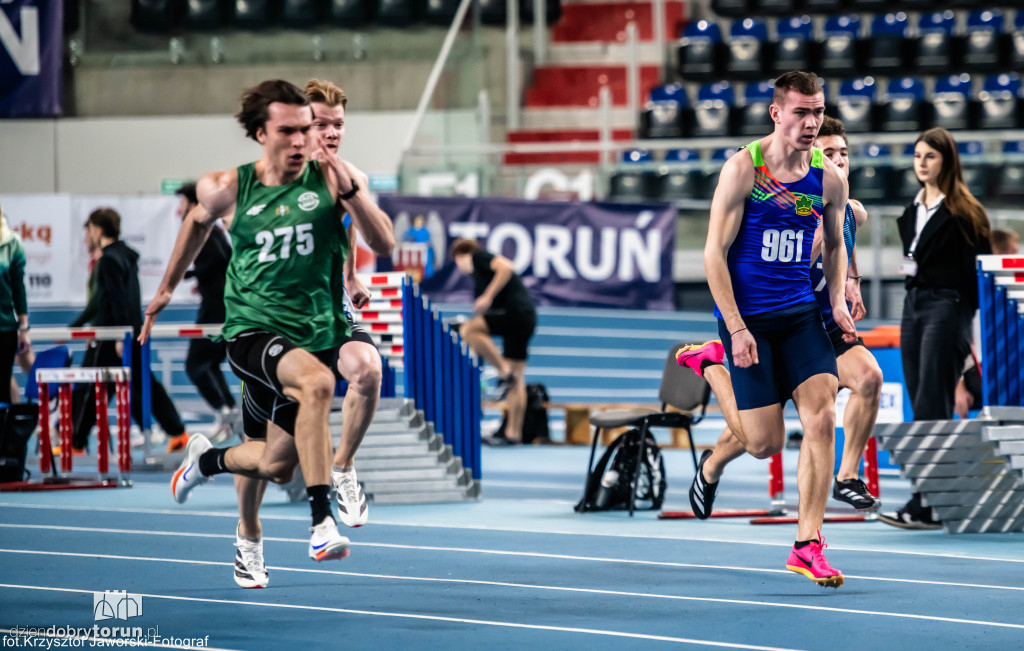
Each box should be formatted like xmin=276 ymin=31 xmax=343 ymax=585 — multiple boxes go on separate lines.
xmin=339 ymin=181 xmax=359 ymax=201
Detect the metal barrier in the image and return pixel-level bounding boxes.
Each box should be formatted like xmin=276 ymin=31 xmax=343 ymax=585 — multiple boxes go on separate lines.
xmin=977 ymin=255 xmax=1024 ymax=406
xmin=401 ymin=276 xmax=482 ymax=481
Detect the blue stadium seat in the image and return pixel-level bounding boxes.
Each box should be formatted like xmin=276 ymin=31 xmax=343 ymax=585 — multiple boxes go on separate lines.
xmin=836 ymin=78 xmax=877 ymax=134
xmin=958 ymin=141 xmax=990 ymax=201
xmin=848 ymin=144 xmax=893 ymax=204
xmin=979 ymin=74 xmax=1022 ymax=130
xmin=964 ymin=10 xmax=1008 ymax=72
xmin=609 ymin=150 xmax=653 ymax=203
xmin=773 ymin=16 xmax=814 ymax=76
xmin=727 ymin=18 xmax=769 ymax=80
xmin=677 ymin=21 xmax=723 ymax=83
xmin=329 ymin=0 xmax=371 ymax=27
xmin=233 ymin=0 xmax=273 ymax=29
xmin=640 ymin=84 xmax=691 ymax=139
xmin=710 ymin=0 xmax=748 ymax=19
xmin=865 ymin=12 xmax=911 ymax=76
xmin=700 ymin=148 xmax=738 ymax=200
xmin=692 ymin=82 xmax=734 ymax=137
xmin=378 ymin=0 xmax=423 ymax=26
xmin=992 ymin=141 xmax=1024 ymax=203
xmin=131 ymin=0 xmax=181 ymax=32
xmin=820 ymin=15 xmax=860 ymax=78
xmin=932 ymin=74 xmax=977 ymax=131
xmin=187 ymin=0 xmax=230 ymax=30
xmin=1014 ymin=12 xmax=1024 ymax=70
xmin=656 ymin=149 xmax=703 ymax=201
xmin=281 ymin=0 xmax=320 ymax=27
xmin=915 ymin=11 xmax=959 ymax=74
xmin=737 ymin=80 xmax=775 ymax=136
xmin=881 ymin=77 xmax=927 ymax=132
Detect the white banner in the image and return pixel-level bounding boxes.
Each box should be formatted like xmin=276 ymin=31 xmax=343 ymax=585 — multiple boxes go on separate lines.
xmin=0 ymin=193 xmax=198 ymax=307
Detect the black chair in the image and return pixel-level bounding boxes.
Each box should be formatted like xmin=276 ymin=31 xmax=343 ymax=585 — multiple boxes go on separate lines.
xmin=847 ymin=0 xmax=888 ymax=10
xmin=915 ymin=10 xmax=960 ymax=74
xmin=693 ymin=82 xmax=734 ymax=137
xmin=881 ymin=77 xmax=927 ymax=132
xmin=864 ymin=12 xmax=910 ymax=76
xmin=710 ymin=0 xmax=749 ymax=18
xmin=727 ymin=18 xmax=768 ymax=80
xmin=848 ymin=144 xmax=894 ymax=204
xmin=836 ymin=77 xmax=877 ymax=133
xmin=187 ymin=0 xmax=230 ymax=30
xmin=280 ymin=0 xmax=320 ymax=27
xmin=640 ymin=84 xmax=690 ymax=139
xmin=737 ymin=80 xmax=774 ymax=136
xmin=1013 ymin=12 xmax=1024 ymax=70
xmin=378 ymin=0 xmax=422 ymax=26
xmin=758 ymin=0 xmax=798 ymax=16
xmin=677 ymin=20 xmax=723 ymax=83
xmin=979 ymin=73 xmax=1022 ymax=130
xmin=803 ymin=0 xmax=841 ymax=12
xmin=608 ymin=150 xmax=653 ymax=203
xmin=424 ymin=0 xmax=459 ymax=25
xmin=773 ymin=15 xmax=814 ymax=75
xmin=958 ymin=141 xmax=990 ymax=201
xmin=520 ymin=0 xmax=561 ymax=25
xmin=233 ymin=0 xmax=273 ymax=28
xmin=991 ymin=140 xmax=1024 ymax=204
xmin=932 ymin=74 xmax=977 ymax=131
xmin=330 ymin=0 xmax=371 ymax=27
xmin=131 ymin=0 xmax=181 ymax=32
xmin=582 ymin=342 xmax=712 ymax=516
xmin=819 ymin=15 xmax=860 ymax=78
xmin=964 ymin=9 xmax=1008 ymax=72
xmin=477 ymin=0 xmax=506 ymax=26
xmin=700 ymin=148 xmax=738 ymax=199
xmin=65 ymin=0 xmax=82 ymax=33
xmin=656 ymin=149 xmax=703 ymax=201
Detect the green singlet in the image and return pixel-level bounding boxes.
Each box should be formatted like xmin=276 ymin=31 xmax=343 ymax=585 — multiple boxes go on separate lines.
xmin=223 ymin=160 xmax=350 ymax=350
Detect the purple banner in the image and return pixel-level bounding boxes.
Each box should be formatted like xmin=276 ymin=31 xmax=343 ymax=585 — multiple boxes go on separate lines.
xmin=0 ymin=0 xmax=62 ymax=117
xmin=379 ymin=196 xmax=675 ymax=310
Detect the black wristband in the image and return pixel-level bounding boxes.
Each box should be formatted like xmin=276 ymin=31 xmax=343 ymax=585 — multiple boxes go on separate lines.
xmin=338 ymin=181 xmax=359 ymax=201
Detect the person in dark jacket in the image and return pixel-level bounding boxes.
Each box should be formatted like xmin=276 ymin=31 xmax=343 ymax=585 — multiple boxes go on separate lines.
xmin=880 ymin=128 xmax=993 ymax=530
xmin=175 ymin=183 xmax=239 ymax=441
xmin=70 ymin=207 xmax=190 ymax=453
xmin=0 ymin=203 xmax=30 ymax=402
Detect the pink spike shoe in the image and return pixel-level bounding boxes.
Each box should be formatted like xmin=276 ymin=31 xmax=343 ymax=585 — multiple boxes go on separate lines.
xmin=675 ymin=340 xmax=725 ymax=378
xmin=786 ymin=530 xmax=844 ymax=588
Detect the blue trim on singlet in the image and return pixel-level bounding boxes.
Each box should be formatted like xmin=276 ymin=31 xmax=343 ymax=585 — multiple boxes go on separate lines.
xmin=811 ymin=202 xmax=857 ymax=332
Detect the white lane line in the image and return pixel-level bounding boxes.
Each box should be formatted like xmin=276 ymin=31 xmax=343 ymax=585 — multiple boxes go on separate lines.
xmin=1 ymin=526 xmax=1022 ymax=593
xmin=484 ymin=480 xmax=581 ymax=490
xmin=2 ymin=550 xmax=1024 ymax=631
xmin=0 ymin=584 xmax=798 ymax=650
xmin=0 ymin=628 xmax=239 ymax=651
xmin=0 ymin=502 xmax=1020 ymax=564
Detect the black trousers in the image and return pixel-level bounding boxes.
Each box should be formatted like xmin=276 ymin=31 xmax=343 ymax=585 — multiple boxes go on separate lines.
xmin=185 ymin=337 xmax=235 ymax=411
xmin=900 ymin=287 xmax=974 ymax=421
xmin=71 ymin=341 xmax=186 ymax=450
xmin=0 ymin=330 xmax=17 ymax=404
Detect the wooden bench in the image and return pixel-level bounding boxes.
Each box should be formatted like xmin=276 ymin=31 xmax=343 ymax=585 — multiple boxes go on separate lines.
xmin=483 ymin=401 xmax=719 ymax=448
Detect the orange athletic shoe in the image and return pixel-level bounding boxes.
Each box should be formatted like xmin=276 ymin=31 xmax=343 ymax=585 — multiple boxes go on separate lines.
xmin=166 ymin=433 xmax=190 ymax=453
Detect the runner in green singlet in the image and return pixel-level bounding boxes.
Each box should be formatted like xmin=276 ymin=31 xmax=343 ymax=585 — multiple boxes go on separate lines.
xmin=140 ymin=79 xmax=394 ymax=566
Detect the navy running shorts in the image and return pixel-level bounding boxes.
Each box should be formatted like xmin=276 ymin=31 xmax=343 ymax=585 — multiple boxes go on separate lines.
xmin=717 ymin=302 xmax=838 ymax=411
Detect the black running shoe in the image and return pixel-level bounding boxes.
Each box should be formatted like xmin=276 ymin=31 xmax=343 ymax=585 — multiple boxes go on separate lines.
xmin=689 ymin=450 xmax=718 ymax=519
xmin=832 ymin=477 xmax=881 ymax=512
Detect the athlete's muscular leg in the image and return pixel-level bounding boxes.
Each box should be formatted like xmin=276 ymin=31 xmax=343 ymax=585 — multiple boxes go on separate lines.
xmin=237 ymin=425 xmax=297 ymax=540
xmin=699 ymin=363 xmax=752 ymax=482
xmin=275 ymin=348 xmax=336 ymax=488
xmin=460 ymin=317 xmax=509 ymax=377
xmin=334 ymin=342 xmax=382 ymax=468
xmin=836 ymin=347 xmax=883 ymax=481
xmin=792 ymin=373 xmax=839 ymax=542
xmin=504 ymin=360 xmax=528 ymax=442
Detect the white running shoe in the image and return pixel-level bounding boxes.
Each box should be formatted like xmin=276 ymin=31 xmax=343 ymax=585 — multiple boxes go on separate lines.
xmin=333 ymin=467 xmax=369 ymax=527
xmin=234 ymin=524 xmax=269 ymax=589
xmin=170 ymin=434 xmax=213 ymax=504
xmin=308 ymin=516 xmax=350 ymax=562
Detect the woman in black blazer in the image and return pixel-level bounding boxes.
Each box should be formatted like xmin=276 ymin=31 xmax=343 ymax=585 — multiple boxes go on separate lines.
xmin=882 ymin=128 xmax=992 ymax=529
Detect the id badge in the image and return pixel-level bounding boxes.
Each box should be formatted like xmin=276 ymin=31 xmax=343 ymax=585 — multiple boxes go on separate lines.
xmin=900 ymin=256 xmax=917 ymax=277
